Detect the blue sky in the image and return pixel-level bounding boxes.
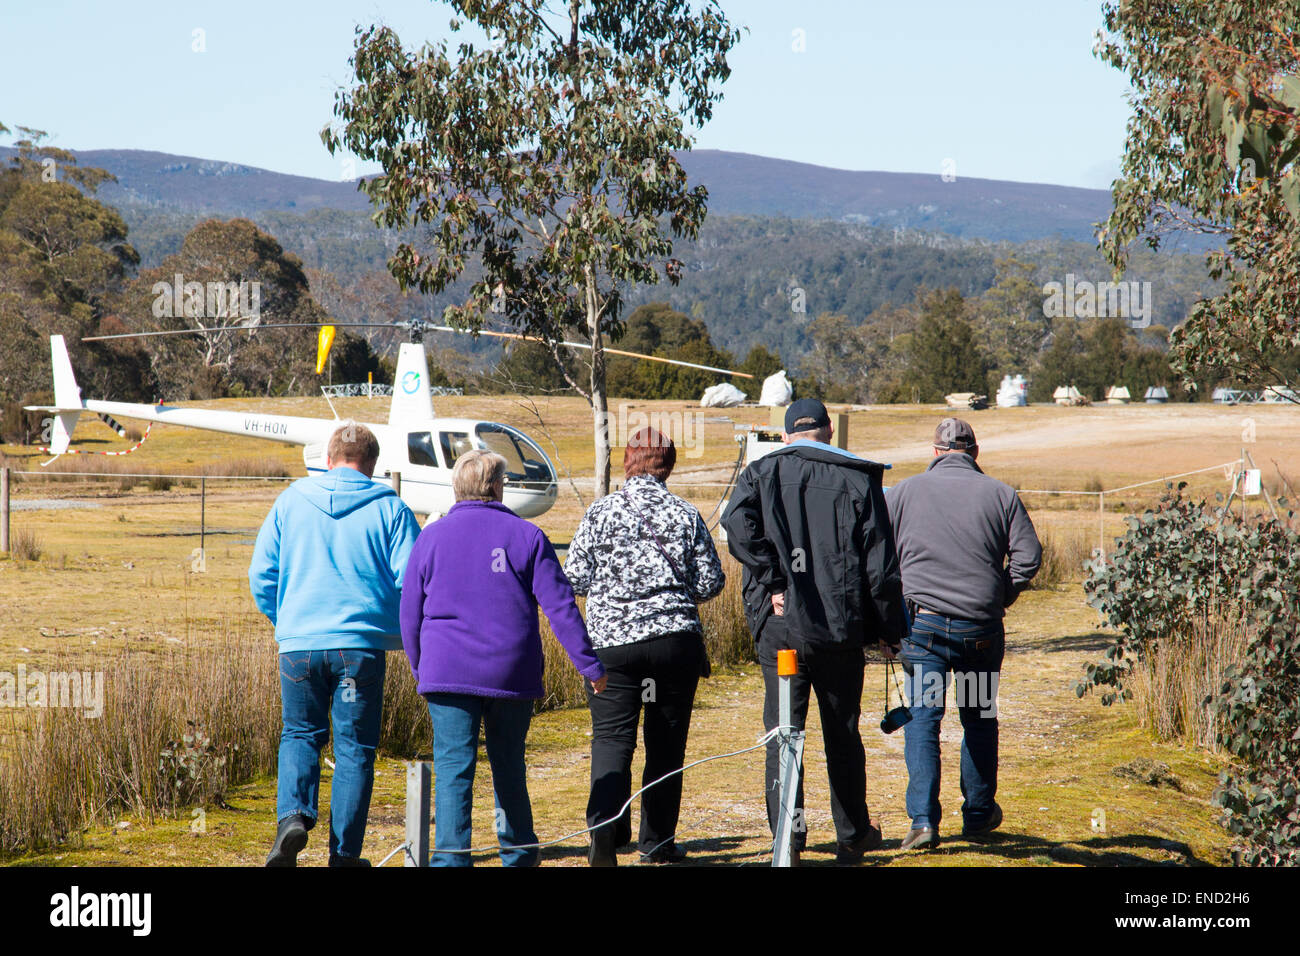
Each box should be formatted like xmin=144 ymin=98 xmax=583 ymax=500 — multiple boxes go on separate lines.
xmin=0 ymin=0 xmax=1130 ymax=189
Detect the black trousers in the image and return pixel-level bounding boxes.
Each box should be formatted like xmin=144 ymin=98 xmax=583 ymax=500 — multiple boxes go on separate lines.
xmin=585 ymin=631 xmax=703 ymax=854
xmin=758 ymin=618 xmax=871 ymax=849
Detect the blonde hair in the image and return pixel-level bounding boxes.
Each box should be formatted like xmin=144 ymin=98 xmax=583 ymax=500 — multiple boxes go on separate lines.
xmin=452 ymin=449 xmax=507 ymax=502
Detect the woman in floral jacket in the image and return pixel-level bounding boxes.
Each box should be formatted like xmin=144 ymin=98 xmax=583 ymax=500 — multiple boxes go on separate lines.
xmin=565 ymin=426 xmax=725 ymax=866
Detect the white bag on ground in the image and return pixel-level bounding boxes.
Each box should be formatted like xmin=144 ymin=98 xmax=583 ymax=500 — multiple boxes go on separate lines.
xmin=758 ymin=370 xmax=793 ymax=406
xmin=700 ymin=382 xmax=746 ymax=407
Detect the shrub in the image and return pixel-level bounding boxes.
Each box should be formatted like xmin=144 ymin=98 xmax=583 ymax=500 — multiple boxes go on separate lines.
xmin=1079 ymin=483 xmax=1300 ymax=864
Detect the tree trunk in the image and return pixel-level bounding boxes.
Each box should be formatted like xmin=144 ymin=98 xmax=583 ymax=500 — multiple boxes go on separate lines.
xmin=585 ymin=265 xmax=610 ymax=499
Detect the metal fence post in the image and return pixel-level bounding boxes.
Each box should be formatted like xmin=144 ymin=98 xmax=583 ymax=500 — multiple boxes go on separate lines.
xmin=392 ymin=470 xmax=402 ymax=500
xmin=405 ymin=761 xmax=431 ymax=867
xmin=772 ymin=648 xmax=805 ymax=867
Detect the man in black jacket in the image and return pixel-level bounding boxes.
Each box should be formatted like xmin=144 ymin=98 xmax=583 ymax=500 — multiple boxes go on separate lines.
xmin=723 ymin=398 xmax=906 ymax=864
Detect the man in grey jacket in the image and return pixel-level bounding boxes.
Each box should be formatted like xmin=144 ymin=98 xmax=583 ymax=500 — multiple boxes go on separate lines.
xmin=884 ymin=418 xmax=1041 ymax=850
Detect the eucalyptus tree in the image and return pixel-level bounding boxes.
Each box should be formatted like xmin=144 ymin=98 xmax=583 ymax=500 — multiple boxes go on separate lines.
xmin=1097 ymin=2 xmax=1300 ymax=398
xmin=323 ymin=0 xmax=742 ymax=495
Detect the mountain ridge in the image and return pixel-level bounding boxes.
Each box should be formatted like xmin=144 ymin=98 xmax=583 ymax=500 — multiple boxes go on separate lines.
xmin=1 ymin=145 xmax=1113 ymax=243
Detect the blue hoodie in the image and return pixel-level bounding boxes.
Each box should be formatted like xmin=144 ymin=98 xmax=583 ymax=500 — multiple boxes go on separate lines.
xmin=249 ymin=466 xmax=422 ymax=653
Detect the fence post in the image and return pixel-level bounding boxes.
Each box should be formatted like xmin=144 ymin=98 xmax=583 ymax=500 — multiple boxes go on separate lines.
xmin=1 ymin=466 xmax=9 ymax=555
xmin=405 ymin=761 xmax=431 ymax=867
xmin=200 ymin=476 xmax=206 ymax=557
xmin=772 ymin=648 xmax=805 ymax=867
xmin=391 ymin=470 xmax=402 ymax=500
xmin=1097 ymin=491 xmax=1105 ymax=561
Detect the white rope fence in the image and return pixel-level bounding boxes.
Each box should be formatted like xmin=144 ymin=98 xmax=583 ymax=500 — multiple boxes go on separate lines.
xmin=380 ymin=724 xmax=797 ymax=867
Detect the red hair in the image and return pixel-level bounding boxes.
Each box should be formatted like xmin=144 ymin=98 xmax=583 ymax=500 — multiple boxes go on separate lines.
xmin=623 ymin=427 xmax=676 ymax=480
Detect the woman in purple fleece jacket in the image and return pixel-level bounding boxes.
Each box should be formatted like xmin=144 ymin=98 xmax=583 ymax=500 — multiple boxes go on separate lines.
xmin=400 ymin=449 xmax=606 ymax=867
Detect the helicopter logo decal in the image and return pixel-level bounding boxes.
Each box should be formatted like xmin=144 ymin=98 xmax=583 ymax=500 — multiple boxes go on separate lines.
xmin=401 ymin=370 xmax=421 ymax=394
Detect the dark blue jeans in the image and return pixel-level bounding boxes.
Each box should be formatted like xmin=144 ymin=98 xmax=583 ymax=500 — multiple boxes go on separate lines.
xmin=426 ymin=693 xmax=538 ymax=867
xmin=277 ymin=648 xmax=386 ymax=860
xmin=901 ymin=613 xmax=1005 ymax=831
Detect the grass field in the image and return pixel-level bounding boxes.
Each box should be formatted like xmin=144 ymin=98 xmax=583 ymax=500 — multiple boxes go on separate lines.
xmin=1 ymin=395 xmax=1296 ymax=865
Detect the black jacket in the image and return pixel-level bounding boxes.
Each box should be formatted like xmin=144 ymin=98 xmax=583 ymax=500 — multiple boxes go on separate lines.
xmin=722 ymin=441 xmax=907 ymax=650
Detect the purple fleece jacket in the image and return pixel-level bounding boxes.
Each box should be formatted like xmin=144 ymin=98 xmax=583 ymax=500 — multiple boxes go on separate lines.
xmin=400 ymin=500 xmax=605 ymax=699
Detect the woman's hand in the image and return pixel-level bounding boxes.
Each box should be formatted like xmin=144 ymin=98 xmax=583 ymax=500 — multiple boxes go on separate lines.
xmin=591 ymin=676 xmax=608 ymax=694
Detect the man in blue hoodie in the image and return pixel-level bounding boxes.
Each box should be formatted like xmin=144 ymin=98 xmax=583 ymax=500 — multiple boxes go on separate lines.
xmin=249 ymin=423 xmax=421 ymax=867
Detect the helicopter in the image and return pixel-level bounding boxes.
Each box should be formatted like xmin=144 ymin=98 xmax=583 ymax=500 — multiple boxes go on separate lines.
xmin=27 ymin=319 xmax=752 ymax=519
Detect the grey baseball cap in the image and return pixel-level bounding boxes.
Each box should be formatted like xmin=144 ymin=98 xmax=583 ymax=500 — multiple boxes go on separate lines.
xmin=934 ymin=417 xmax=977 ymax=450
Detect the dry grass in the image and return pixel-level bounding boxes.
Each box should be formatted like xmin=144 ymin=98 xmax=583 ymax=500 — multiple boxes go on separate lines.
xmin=0 ymin=627 xmax=279 ymax=854
xmin=7 ymin=526 xmax=43 ymax=562
xmin=1030 ymin=529 xmax=1093 ymax=590
xmin=1128 ymin=612 xmax=1251 ymax=750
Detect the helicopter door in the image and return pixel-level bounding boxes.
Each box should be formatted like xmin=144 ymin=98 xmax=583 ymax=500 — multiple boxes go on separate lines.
xmin=474 ymin=423 xmax=555 ymax=489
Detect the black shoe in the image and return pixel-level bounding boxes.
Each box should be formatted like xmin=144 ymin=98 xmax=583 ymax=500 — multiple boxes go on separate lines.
xmin=835 ymin=824 xmax=883 ymax=864
xmin=328 ymin=854 xmax=371 ymax=867
xmin=962 ymin=802 xmax=1003 ymax=838
xmin=265 ymin=814 xmax=310 ymax=867
xmin=899 ymin=826 xmax=939 ymax=851
xmin=588 ymin=825 xmax=618 ymax=867
xmin=643 ymin=842 xmax=688 ymax=864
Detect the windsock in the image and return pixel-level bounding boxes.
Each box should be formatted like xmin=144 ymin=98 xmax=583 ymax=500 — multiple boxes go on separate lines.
xmin=316 ymin=325 xmax=336 ymax=375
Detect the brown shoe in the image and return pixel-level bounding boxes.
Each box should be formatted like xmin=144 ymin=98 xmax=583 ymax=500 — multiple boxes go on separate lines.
xmin=899 ymin=826 xmax=939 ymax=851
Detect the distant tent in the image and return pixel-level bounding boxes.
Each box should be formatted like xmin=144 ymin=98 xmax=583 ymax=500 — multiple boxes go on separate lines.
xmin=1145 ymin=386 xmax=1169 ymax=403
xmin=1105 ymin=385 xmax=1131 ymax=405
xmin=1053 ymin=385 xmax=1083 ymax=405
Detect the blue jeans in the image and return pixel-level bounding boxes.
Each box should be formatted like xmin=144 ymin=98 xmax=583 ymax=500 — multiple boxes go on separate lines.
xmin=277 ymin=648 xmax=386 ymax=859
xmin=901 ymin=613 xmax=1005 ymax=831
xmin=426 ymin=693 xmax=538 ymax=867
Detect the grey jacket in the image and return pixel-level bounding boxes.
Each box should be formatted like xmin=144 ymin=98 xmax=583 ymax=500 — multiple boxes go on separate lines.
xmin=884 ymin=453 xmax=1041 ymax=621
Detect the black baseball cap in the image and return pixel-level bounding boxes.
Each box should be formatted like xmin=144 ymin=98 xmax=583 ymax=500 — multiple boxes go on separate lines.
xmin=934 ymin=417 xmax=977 ymax=450
xmin=785 ymin=398 xmax=831 ymax=434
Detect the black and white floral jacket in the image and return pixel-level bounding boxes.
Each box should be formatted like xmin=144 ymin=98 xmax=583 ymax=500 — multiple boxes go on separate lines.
xmin=564 ymin=474 xmax=726 ymax=649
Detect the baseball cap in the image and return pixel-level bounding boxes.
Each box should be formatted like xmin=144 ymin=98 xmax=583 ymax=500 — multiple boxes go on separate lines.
xmin=934 ymin=417 xmax=977 ymax=450
xmin=785 ymin=398 xmax=831 ymax=434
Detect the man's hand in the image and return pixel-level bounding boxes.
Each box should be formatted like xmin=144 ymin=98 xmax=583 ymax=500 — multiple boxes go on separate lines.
xmin=878 ymin=640 xmax=898 ymax=660
xmin=591 ymin=675 xmax=608 ymax=694
xmin=771 ymin=591 xmax=786 ymax=616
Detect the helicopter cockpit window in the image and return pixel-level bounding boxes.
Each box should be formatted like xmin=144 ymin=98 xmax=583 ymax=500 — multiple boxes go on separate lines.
xmin=408 ymin=432 xmax=440 ymax=468
xmin=475 ymin=424 xmax=554 ymax=488
xmin=439 ymin=431 xmax=474 ymax=466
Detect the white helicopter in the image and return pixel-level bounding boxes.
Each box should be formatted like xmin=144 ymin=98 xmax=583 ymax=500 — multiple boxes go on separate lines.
xmin=28 ymin=320 xmax=750 ymax=519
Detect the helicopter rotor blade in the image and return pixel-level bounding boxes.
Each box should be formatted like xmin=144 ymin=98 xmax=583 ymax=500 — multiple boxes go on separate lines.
xmin=82 ymin=323 xmax=396 ymax=342
xmin=425 ymin=325 xmax=754 ymax=379
xmin=83 ymin=321 xmax=757 ymax=380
